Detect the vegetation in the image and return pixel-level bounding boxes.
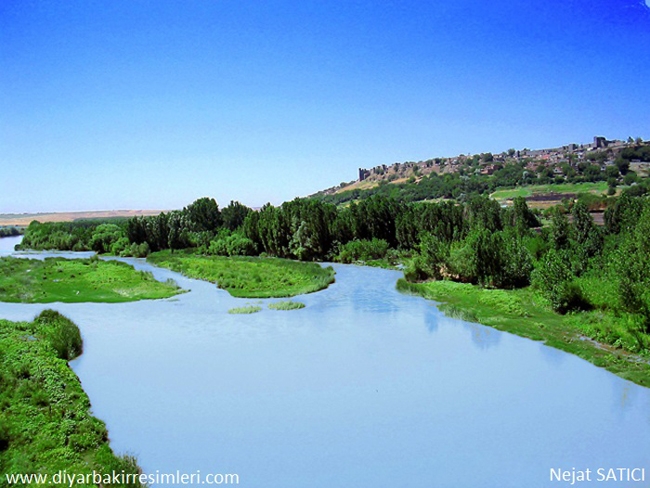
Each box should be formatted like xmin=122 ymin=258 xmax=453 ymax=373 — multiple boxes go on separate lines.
xmin=0 ymin=227 xmax=22 ymax=238
xmin=0 ymin=256 xmax=183 ymax=303
xmin=315 ymin=141 xmax=650 ymax=206
xmin=268 ymin=300 xmax=305 ymax=310
xmin=17 ymin=219 xmax=128 ymax=252
xmin=490 ymin=182 xmax=609 ymax=200
xmin=0 ymin=310 xmax=146 ymax=486
xmin=228 ymin=305 xmax=262 ymax=314
xmin=396 ymin=280 xmax=650 ymax=387
xmin=12 ymin=139 xmax=650 ymax=385
xmin=147 ymin=251 xmax=335 ymax=298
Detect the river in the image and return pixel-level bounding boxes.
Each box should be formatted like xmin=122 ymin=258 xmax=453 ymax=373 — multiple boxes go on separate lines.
xmin=1 ymin=238 xmax=648 ymax=487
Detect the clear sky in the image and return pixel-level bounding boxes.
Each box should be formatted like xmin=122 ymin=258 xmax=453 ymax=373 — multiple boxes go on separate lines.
xmin=2 ymin=0 xmax=649 ymax=213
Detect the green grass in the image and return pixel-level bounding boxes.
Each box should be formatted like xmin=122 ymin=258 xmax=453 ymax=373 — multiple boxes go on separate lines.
xmin=268 ymin=300 xmax=305 ymax=310
xmin=0 ymin=256 xmax=183 ymax=303
xmin=0 ymin=310 xmax=146 ymax=486
xmin=397 ymin=279 xmax=650 ymax=388
xmin=147 ymin=250 xmax=335 ymax=298
xmin=228 ymin=305 xmax=262 ymax=314
xmin=491 ymin=182 xmax=609 ymax=200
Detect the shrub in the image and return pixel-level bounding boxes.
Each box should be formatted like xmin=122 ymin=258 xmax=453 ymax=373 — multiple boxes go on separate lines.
xmin=36 ymin=309 xmax=83 ymax=360
xmin=128 ymin=241 xmax=151 ymax=258
xmin=532 ymin=250 xmax=590 ymax=313
xmin=268 ymin=300 xmax=305 ymax=310
xmin=337 ymin=238 xmax=389 ymax=263
xmin=208 ymin=232 xmax=257 ymax=257
xmin=418 ymin=233 xmax=449 ymax=280
xmin=228 ymin=305 xmax=262 ymax=314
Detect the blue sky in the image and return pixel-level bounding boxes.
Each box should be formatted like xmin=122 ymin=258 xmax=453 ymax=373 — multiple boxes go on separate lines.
xmin=2 ymin=0 xmax=649 ymax=213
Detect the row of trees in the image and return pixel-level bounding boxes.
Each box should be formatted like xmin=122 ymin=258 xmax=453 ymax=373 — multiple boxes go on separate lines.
xmin=16 ymin=188 xmax=650 ymax=331
xmin=0 ymin=226 xmax=22 ymax=238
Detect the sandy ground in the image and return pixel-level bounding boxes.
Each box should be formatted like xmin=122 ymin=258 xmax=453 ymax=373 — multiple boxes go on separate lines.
xmin=0 ymin=210 xmax=166 ymax=227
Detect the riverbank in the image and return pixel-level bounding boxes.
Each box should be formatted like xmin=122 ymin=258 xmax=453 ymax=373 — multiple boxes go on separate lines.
xmin=0 ymin=311 xmax=146 ymax=486
xmin=147 ymin=250 xmax=335 ymax=298
xmin=0 ymin=256 xmax=183 ymax=303
xmin=397 ymin=279 xmax=650 ymax=388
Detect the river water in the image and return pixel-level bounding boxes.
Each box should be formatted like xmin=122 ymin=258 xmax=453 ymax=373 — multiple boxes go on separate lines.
xmin=1 ymin=237 xmax=648 ymax=487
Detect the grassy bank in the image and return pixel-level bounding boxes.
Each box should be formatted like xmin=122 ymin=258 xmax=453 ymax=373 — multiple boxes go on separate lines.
xmin=0 ymin=256 xmax=183 ymax=303
xmin=147 ymin=251 xmax=335 ymax=298
xmin=397 ymin=279 xmax=650 ymax=388
xmin=0 ymin=311 xmax=146 ymax=486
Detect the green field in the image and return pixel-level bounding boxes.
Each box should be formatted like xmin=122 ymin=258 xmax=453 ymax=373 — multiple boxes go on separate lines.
xmin=0 ymin=311 xmax=145 ymax=486
xmin=490 ymin=182 xmax=609 ymax=200
xmin=397 ymin=279 xmax=650 ymax=388
xmin=147 ymin=251 xmax=335 ymax=298
xmin=0 ymin=256 xmax=183 ymax=303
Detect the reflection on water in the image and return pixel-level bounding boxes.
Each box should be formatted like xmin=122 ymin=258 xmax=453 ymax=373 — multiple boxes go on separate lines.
xmin=0 ymin=253 xmax=648 ymax=487
xmin=539 ymin=341 xmax=568 ymax=367
xmin=464 ymin=322 xmax=502 ymax=350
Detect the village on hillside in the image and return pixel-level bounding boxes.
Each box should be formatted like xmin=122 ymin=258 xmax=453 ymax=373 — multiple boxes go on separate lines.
xmin=319 ymin=136 xmax=650 ymax=197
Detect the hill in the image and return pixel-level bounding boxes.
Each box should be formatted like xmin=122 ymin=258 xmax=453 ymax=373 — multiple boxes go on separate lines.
xmin=312 ymin=135 xmax=650 ymax=207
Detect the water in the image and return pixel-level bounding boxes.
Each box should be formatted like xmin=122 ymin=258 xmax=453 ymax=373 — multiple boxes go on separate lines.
xmin=1 ymin=248 xmax=648 ymax=487
xmin=0 ymin=235 xmax=23 ymax=253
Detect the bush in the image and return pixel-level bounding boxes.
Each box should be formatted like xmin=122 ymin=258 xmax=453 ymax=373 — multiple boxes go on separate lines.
xmin=268 ymin=300 xmax=305 ymax=310
xmin=36 ymin=309 xmax=83 ymax=360
xmin=403 ymin=256 xmax=433 ymax=282
xmin=228 ymin=305 xmax=262 ymax=314
xmin=418 ymin=233 xmax=450 ymax=280
xmin=532 ymin=250 xmax=590 ymax=313
xmin=337 ymin=238 xmax=389 ymax=263
xmin=208 ymin=232 xmax=257 ymax=257
xmin=125 ymin=241 xmax=151 ymax=258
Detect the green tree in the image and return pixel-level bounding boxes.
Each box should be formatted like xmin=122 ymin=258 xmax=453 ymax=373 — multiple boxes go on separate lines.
xmin=184 ymin=197 xmax=222 ymax=232
xmin=532 ymin=250 xmax=588 ymax=313
xmin=89 ymin=224 xmax=124 ymax=254
xmin=222 ymin=201 xmax=252 ymax=231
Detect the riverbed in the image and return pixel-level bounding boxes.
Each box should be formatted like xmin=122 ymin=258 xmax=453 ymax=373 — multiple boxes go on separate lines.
xmin=1 ymin=238 xmax=648 ymax=487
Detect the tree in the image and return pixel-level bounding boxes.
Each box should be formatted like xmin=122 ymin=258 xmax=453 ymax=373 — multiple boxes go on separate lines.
xmin=549 ymin=208 xmax=570 ymax=250
xmin=571 ymin=201 xmax=602 ymax=258
xmin=166 ymin=211 xmax=190 ymax=252
xmin=623 ymin=172 xmax=639 ymax=186
xmin=418 ymin=232 xmax=450 ymax=280
xmin=222 ymin=201 xmax=252 ymax=231
xmin=615 ymin=205 xmax=650 ymax=330
xmin=532 ymin=250 xmax=588 ymax=313
xmin=604 ymin=192 xmax=644 ymax=235
xmin=509 ymin=197 xmax=539 ymax=237
xmin=615 ymin=157 xmax=630 ymax=175
xmin=89 ymin=224 xmax=124 ymax=254
xmin=184 ymin=197 xmax=222 ymax=232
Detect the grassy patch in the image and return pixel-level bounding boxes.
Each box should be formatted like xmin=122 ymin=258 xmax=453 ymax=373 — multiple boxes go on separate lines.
xmin=491 ymin=182 xmax=609 ymax=201
xmin=0 ymin=310 xmax=146 ymax=486
xmin=0 ymin=256 xmax=183 ymax=303
xmin=228 ymin=305 xmax=262 ymax=314
xmin=268 ymin=300 xmax=305 ymax=310
xmin=148 ymin=251 xmax=335 ymax=298
xmin=397 ymin=279 xmax=650 ymax=388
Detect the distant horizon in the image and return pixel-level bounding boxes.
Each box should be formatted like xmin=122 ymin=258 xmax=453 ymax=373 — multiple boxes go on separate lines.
xmin=3 ymin=1 xmax=649 ymax=213
xmin=2 ymin=131 xmax=648 ymax=215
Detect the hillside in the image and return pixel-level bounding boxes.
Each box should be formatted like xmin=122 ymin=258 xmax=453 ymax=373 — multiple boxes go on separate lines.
xmin=312 ymin=135 xmax=650 ymax=207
